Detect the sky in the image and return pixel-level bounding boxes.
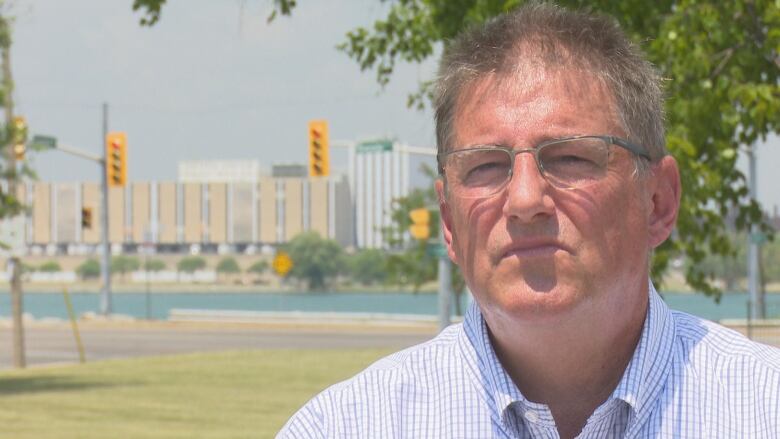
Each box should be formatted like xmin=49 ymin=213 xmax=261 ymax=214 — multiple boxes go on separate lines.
xmin=12 ymin=0 xmax=439 ymax=184
xmin=10 ymin=0 xmax=780 ymax=212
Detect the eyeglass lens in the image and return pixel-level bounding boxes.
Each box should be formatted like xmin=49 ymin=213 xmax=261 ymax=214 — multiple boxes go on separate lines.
xmin=444 ymin=137 xmax=611 ymax=198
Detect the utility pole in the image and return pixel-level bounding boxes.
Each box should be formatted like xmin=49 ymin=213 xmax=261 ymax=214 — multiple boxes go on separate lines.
xmin=1 ymin=14 xmax=25 ymax=368
xmin=100 ymin=102 xmax=112 ymax=315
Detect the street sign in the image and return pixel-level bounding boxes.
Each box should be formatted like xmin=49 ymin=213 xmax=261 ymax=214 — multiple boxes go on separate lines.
xmin=750 ymin=232 xmax=768 ymax=244
xmin=426 ymin=242 xmax=448 ymax=258
xmin=272 ymin=251 xmax=294 ymax=276
xmin=356 ymin=139 xmax=393 ymax=153
xmin=31 ymin=135 xmax=57 ymax=149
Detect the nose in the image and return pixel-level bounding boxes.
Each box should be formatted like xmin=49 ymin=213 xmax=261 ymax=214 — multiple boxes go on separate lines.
xmin=502 ymin=151 xmax=555 ymax=223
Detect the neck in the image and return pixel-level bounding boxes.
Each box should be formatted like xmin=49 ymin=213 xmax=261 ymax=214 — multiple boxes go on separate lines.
xmin=486 ymin=284 xmax=648 ymax=438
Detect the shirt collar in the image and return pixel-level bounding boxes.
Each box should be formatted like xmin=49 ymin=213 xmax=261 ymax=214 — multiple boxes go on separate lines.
xmin=610 ymin=282 xmax=676 ymax=419
xmin=459 ymin=281 xmax=676 ymax=427
xmin=460 ymin=300 xmax=528 ymax=422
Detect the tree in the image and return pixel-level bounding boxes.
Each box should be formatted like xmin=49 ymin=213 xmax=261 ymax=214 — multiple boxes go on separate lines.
xmin=37 ymin=261 xmax=61 ymax=272
xmin=111 ymin=255 xmax=141 ymax=279
xmin=144 ymin=258 xmax=166 ymax=272
xmin=177 ymin=256 xmax=207 ymax=273
xmin=216 ymin=257 xmax=241 ymax=274
xmin=134 ymin=1 xmax=780 ymax=299
xmin=382 ymin=164 xmax=466 ymax=313
xmin=347 ymin=249 xmax=388 ymax=286
xmin=382 ymin=165 xmax=440 ymax=292
xmin=76 ymin=259 xmax=101 ymax=280
xmin=285 ymin=231 xmax=346 ymax=291
xmin=247 ymin=259 xmax=269 ymax=275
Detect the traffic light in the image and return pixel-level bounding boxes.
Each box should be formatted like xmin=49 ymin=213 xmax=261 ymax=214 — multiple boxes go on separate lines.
xmin=11 ymin=116 xmax=27 ymax=160
xmin=308 ymin=120 xmax=329 ymax=177
xmin=409 ymin=208 xmax=430 ymax=240
xmin=106 ymin=131 xmax=127 ymax=187
xmin=81 ymin=207 xmax=93 ymax=229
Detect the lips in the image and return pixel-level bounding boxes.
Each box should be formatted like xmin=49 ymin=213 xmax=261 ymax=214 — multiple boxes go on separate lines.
xmin=498 ymin=239 xmax=571 ymax=260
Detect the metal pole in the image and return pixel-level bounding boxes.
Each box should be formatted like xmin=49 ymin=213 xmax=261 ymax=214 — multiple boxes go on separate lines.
xmin=438 ymin=226 xmax=451 ymax=331
xmin=100 ymin=102 xmax=112 ymax=315
xmin=747 ymin=144 xmax=763 ymax=320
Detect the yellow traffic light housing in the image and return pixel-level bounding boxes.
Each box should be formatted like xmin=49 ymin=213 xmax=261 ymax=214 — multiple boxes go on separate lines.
xmin=11 ymin=116 xmax=27 ymax=160
xmin=106 ymin=131 xmax=127 ymax=187
xmin=409 ymin=208 xmax=431 ymax=240
xmin=13 ymin=143 xmax=25 ymax=161
xmin=308 ymin=120 xmax=330 ymax=177
xmin=81 ymin=207 xmax=93 ymax=229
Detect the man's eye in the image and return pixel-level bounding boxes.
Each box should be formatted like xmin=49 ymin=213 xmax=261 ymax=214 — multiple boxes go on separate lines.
xmin=546 ymin=154 xmax=597 ymax=165
xmin=462 ymin=161 xmax=508 ymax=185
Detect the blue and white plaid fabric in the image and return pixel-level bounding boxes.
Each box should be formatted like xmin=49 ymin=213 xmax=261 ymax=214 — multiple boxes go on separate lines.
xmin=278 ymin=284 xmax=780 ymax=438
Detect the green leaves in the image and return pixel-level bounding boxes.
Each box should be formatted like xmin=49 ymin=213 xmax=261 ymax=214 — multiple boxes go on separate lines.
xmin=132 ymin=0 xmax=166 ymax=26
xmin=284 ymin=231 xmax=345 ymax=291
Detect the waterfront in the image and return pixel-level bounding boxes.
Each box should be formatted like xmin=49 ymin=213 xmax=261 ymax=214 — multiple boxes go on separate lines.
xmin=0 ymin=290 xmax=772 ymax=322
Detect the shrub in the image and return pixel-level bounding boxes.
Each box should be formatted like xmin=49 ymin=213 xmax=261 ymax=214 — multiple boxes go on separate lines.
xmin=247 ymin=260 xmax=269 ymax=275
xmin=76 ymin=259 xmax=101 ymax=279
xmin=216 ymin=257 xmax=240 ymax=274
xmin=144 ymin=259 xmax=167 ymax=272
xmin=177 ymin=256 xmax=207 ymax=273
xmin=38 ymin=261 xmax=62 ymax=272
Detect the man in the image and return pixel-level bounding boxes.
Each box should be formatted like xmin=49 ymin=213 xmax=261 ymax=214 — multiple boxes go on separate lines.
xmin=279 ymin=3 xmax=780 ymax=438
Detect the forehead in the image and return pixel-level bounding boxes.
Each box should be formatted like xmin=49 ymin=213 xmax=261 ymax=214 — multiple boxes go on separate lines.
xmin=452 ymin=67 xmax=622 ymax=148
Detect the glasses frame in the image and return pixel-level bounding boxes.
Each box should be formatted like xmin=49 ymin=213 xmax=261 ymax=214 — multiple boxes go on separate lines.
xmin=437 ymin=135 xmax=651 ymax=198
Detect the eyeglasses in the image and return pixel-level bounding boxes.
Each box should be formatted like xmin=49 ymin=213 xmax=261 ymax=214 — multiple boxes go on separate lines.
xmin=438 ymin=135 xmax=650 ymax=199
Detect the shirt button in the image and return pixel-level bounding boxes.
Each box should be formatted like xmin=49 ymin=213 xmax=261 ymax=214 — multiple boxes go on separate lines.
xmin=524 ymin=410 xmax=539 ymax=423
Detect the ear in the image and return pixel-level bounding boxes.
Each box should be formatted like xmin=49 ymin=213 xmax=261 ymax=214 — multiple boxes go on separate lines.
xmin=435 ymin=179 xmax=460 ymax=265
xmin=647 ymin=155 xmax=681 ymax=249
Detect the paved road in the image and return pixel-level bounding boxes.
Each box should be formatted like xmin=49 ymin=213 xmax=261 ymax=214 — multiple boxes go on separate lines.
xmin=0 ymin=321 xmax=436 ymax=370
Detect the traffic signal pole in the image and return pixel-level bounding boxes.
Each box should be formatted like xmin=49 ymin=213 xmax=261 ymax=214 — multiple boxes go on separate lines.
xmin=100 ymin=103 xmax=112 ymax=315
xmin=35 ymin=104 xmax=118 ymax=317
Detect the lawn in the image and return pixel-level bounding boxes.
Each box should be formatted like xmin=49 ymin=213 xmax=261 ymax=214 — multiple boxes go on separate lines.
xmin=0 ymin=349 xmax=393 ymax=439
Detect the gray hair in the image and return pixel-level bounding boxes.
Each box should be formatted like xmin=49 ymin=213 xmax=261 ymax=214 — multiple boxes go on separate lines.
xmin=434 ymin=2 xmax=666 ymax=174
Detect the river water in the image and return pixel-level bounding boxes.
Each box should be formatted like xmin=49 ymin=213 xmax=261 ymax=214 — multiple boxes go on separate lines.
xmin=0 ymin=290 xmax=769 ymax=322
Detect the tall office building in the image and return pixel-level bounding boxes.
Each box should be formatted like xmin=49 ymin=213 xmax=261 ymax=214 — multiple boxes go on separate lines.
xmin=352 ymin=140 xmax=409 ymax=249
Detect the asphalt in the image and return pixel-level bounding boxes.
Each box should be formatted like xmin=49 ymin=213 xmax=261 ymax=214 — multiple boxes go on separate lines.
xmin=0 ymin=320 xmax=437 ymax=370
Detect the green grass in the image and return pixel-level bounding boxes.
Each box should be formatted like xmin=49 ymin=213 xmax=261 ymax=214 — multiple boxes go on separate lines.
xmin=0 ymin=349 xmax=393 ymax=439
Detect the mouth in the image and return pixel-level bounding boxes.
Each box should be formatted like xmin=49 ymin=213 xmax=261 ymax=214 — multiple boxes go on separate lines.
xmin=498 ymin=240 xmax=570 ymax=260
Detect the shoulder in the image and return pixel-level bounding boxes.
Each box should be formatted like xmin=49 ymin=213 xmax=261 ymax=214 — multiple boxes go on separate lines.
xmin=669 ymin=310 xmax=780 ymax=404
xmin=671 ymin=309 xmax=780 ymax=370
xmin=277 ymin=323 xmax=467 ymax=437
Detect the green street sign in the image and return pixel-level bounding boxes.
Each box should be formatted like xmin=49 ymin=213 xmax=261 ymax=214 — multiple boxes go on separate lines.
xmin=426 ymin=242 xmax=448 ymax=258
xmin=356 ymin=139 xmax=393 ymax=153
xmin=31 ymin=135 xmax=57 ymax=149
xmin=750 ymin=232 xmax=768 ymax=244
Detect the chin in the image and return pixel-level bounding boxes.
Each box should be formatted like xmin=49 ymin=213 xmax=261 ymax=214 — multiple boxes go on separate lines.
xmin=483 ymin=280 xmax=583 ymax=323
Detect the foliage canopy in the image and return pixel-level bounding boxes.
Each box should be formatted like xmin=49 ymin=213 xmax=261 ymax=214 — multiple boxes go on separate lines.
xmin=37 ymin=261 xmax=61 ymax=273
xmin=216 ymin=256 xmax=241 ymax=274
xmin=177 ymin=256 xmax=207 ymax=273
xmin=285 ymin=231 xmax=345 ymax=291
xmin=76 ymin=258 xmax=101 ymax=279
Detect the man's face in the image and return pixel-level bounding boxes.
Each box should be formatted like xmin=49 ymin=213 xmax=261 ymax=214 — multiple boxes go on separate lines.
xmin=437 ymin=68 xmax=676 ymax=327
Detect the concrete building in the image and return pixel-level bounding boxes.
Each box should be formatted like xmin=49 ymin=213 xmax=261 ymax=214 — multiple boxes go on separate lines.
xmin=16 ymin=174 xmax=353 ymax=255
xmin=352 ymin=140 xmax=409 ymax=249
